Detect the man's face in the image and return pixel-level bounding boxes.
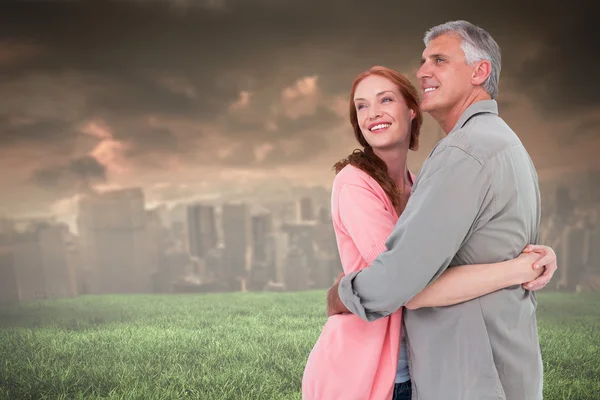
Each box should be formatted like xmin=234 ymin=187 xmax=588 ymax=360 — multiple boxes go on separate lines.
xmin=416 ymin=33 xmax=476 ymax=115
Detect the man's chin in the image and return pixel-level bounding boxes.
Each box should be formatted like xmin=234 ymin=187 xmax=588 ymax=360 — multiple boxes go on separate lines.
xmin=420 ymin=102 xmax=435 ymax=113
xmin=420 ymin=99 xmax=444 ymax=114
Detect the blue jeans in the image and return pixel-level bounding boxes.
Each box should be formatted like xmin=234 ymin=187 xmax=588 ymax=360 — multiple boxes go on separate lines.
xmin=392 ymin=380 xmax=412 ymax=400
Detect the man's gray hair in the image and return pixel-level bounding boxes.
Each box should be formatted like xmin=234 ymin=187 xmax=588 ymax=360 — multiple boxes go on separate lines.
xmin=424 ymin=20 xmax=501 ymax=99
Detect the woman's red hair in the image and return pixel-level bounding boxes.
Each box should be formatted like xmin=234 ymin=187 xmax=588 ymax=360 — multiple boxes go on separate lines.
xmin=334 ymin=66 xmax=423 ymax=214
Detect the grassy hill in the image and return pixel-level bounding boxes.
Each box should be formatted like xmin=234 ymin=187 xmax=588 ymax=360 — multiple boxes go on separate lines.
xmin=1 ymin=291 xmax=599 ymax=399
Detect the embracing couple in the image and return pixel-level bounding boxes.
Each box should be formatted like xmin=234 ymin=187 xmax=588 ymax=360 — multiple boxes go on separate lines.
xmin=302 ymin=20 xmax=558 ymax=400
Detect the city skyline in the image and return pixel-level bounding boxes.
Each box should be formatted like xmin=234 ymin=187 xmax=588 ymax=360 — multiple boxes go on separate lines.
xmin=0 ymin=184 xmax=341 ymax=303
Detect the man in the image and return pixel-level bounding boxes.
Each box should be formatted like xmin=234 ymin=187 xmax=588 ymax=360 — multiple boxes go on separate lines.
xmin=326 ymin=21 xmax=557 ymax=399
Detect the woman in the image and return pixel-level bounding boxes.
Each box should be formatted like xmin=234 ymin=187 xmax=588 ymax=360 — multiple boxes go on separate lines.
xmin=302 ymin=66 xmax=555 ymax=400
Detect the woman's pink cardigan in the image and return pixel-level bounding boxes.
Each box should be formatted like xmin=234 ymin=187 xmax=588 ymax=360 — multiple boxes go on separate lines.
xmin=302 ymin=164 xmax=414 ymax=400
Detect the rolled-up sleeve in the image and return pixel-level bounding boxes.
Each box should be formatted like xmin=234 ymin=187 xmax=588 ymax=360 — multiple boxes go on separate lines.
xmin=338 ymin=145 xmax=494 ymax=321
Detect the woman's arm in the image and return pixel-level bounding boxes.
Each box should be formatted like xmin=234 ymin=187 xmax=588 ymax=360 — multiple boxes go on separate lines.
xmin=335 ymin=182 xmax=398 ymax=270
xmin=404 ymin=247 xmax=555 ymax=310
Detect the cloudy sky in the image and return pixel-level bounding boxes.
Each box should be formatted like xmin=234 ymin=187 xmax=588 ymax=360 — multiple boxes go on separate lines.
xmin=0 ymin=0 xmax=597 ymax=219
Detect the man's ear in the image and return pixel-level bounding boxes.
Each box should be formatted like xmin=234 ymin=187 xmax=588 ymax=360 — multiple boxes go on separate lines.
xmin=471 ymin=60 xmax=492 ymax=86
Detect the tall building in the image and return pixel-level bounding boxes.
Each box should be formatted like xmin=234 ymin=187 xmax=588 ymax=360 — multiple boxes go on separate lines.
xmin=313 ymin=250 xmax=338 ymax=289
xmin=186 ymin=203 xmax=218 ymax=260
xmin=263 ymin=201 xmax=300 ymax=225
xmin=0 ymin=218 xmax=14 ymax=235
xmin=11 ymin=230 xmax=48 ymax=301
xmin=0 ymin=222 xmax=75 ymax=302
xmin=588 ymin=203 xmax=600 ymax=290
xmin=298 ymin=196 xmax=316 ymax=221
xmin=317 ymin=205 xmax=331 ymax=224
xmin=0 ymin=224 xmax=17 ymax=304
xmin=249 ymin=212 xmax=273 ymax=290
xmin=251 ymin=212 xmax=273 ymax=264
xmin=0 ymin=240 xmax=19 ymax=305
xmin=146 ymin=209 xmax=169 ymax=292
xmin=284 ymin=245 xmax=309 ymax=291
xmin=77 ymin=187 xmax=158 ymax=294
xmin=267 ymin=231 xmax=289 ymax=283
xmin=171 ymin=220 xmax=186 ymax=249
xmin=221 ymin=202 xmax=253 ymax=290
xmin=63 ymin=230 xmax=83 ymax=296
xmin=312 ymin=217 xmax=340 ymax=288
xmin=281 ymin=221 xmax=317 ymax=289
xmin=38 ymin=225 xmax=77 ymax=299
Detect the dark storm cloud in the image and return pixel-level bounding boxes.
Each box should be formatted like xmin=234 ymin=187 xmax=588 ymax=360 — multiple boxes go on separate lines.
xmin=90 ymin=75 xmax=200 ymax=119
xmin=274 ymin=106 xmax=341 ymax=137
xmin=0 ymin=0 xmax=246 ymax=125
xmin=32 ymin=155 xmax=106 ymax=191
xmin=0 ymin=117 xmax=81 ymax=152
xmin=10 ymin=2 xmax=594 ymax=95
xmin=514 ymin=14 xmax=599 ymax=114
xmin=261 ymin=135 xmax=330 ymax=166
xmin=119 ymin=125 xmax=182 ymax=159
xmin=69 ymin=156 xmax=106 ymax=179
xmin=572 ymin=119 xmax=600 ymax=143
xmin=222 ymin=79 xmax=343 ymax=136
xmin=216 ymin=111 xmax=340 ymax=167
xmin=575 ymin=119 xmax=600 ymax=134
xmin=258 ymin=106 xmax=342 ymax=166
xmin=0 ymin=0 xmax=595 ymax=168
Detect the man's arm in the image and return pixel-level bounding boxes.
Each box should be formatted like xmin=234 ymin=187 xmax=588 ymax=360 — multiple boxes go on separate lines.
xmin=337 ymin=146 xmax=494 ymax=322
xmin=327 ymin=245 xmax=557 ymax=316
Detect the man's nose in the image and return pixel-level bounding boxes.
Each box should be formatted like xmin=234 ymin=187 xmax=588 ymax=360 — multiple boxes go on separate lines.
xmin=417 ymin=62 xmax=430 ymax=80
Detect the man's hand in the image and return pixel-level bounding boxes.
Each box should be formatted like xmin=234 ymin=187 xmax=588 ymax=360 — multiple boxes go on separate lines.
xmin=521 ymin=244 xmax=558 ymax=291
xmin=326 ymin=272 xmax=351 ymax=317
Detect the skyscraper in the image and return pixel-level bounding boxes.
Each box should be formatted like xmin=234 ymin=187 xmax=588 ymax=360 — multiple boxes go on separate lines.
xmin=186 ymin=203 xmax=218 ymax=260
xmin=77 ymin=187 xmax=157 ymax=294
xmin=221 ymin=202 xmax=253 ymax=291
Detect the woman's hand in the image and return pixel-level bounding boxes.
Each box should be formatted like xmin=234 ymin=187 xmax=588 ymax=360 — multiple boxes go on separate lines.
xmin=520 ymin=244 xmax=558 ymax=291
xmin=509 ymin=252 xmax=545 ymax=285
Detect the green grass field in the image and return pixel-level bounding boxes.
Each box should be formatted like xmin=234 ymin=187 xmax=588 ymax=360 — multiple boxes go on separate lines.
xmin=1 ymin=291 xmax=599 ymax=400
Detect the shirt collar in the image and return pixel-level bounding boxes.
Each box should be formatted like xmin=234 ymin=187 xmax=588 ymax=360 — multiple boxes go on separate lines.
xmin=451 ymin=99 xmax=499 ymax=132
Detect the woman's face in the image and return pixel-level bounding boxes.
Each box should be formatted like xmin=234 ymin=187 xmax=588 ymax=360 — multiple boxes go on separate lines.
xmin=353 ymin=75 xmax=415 ymax=151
